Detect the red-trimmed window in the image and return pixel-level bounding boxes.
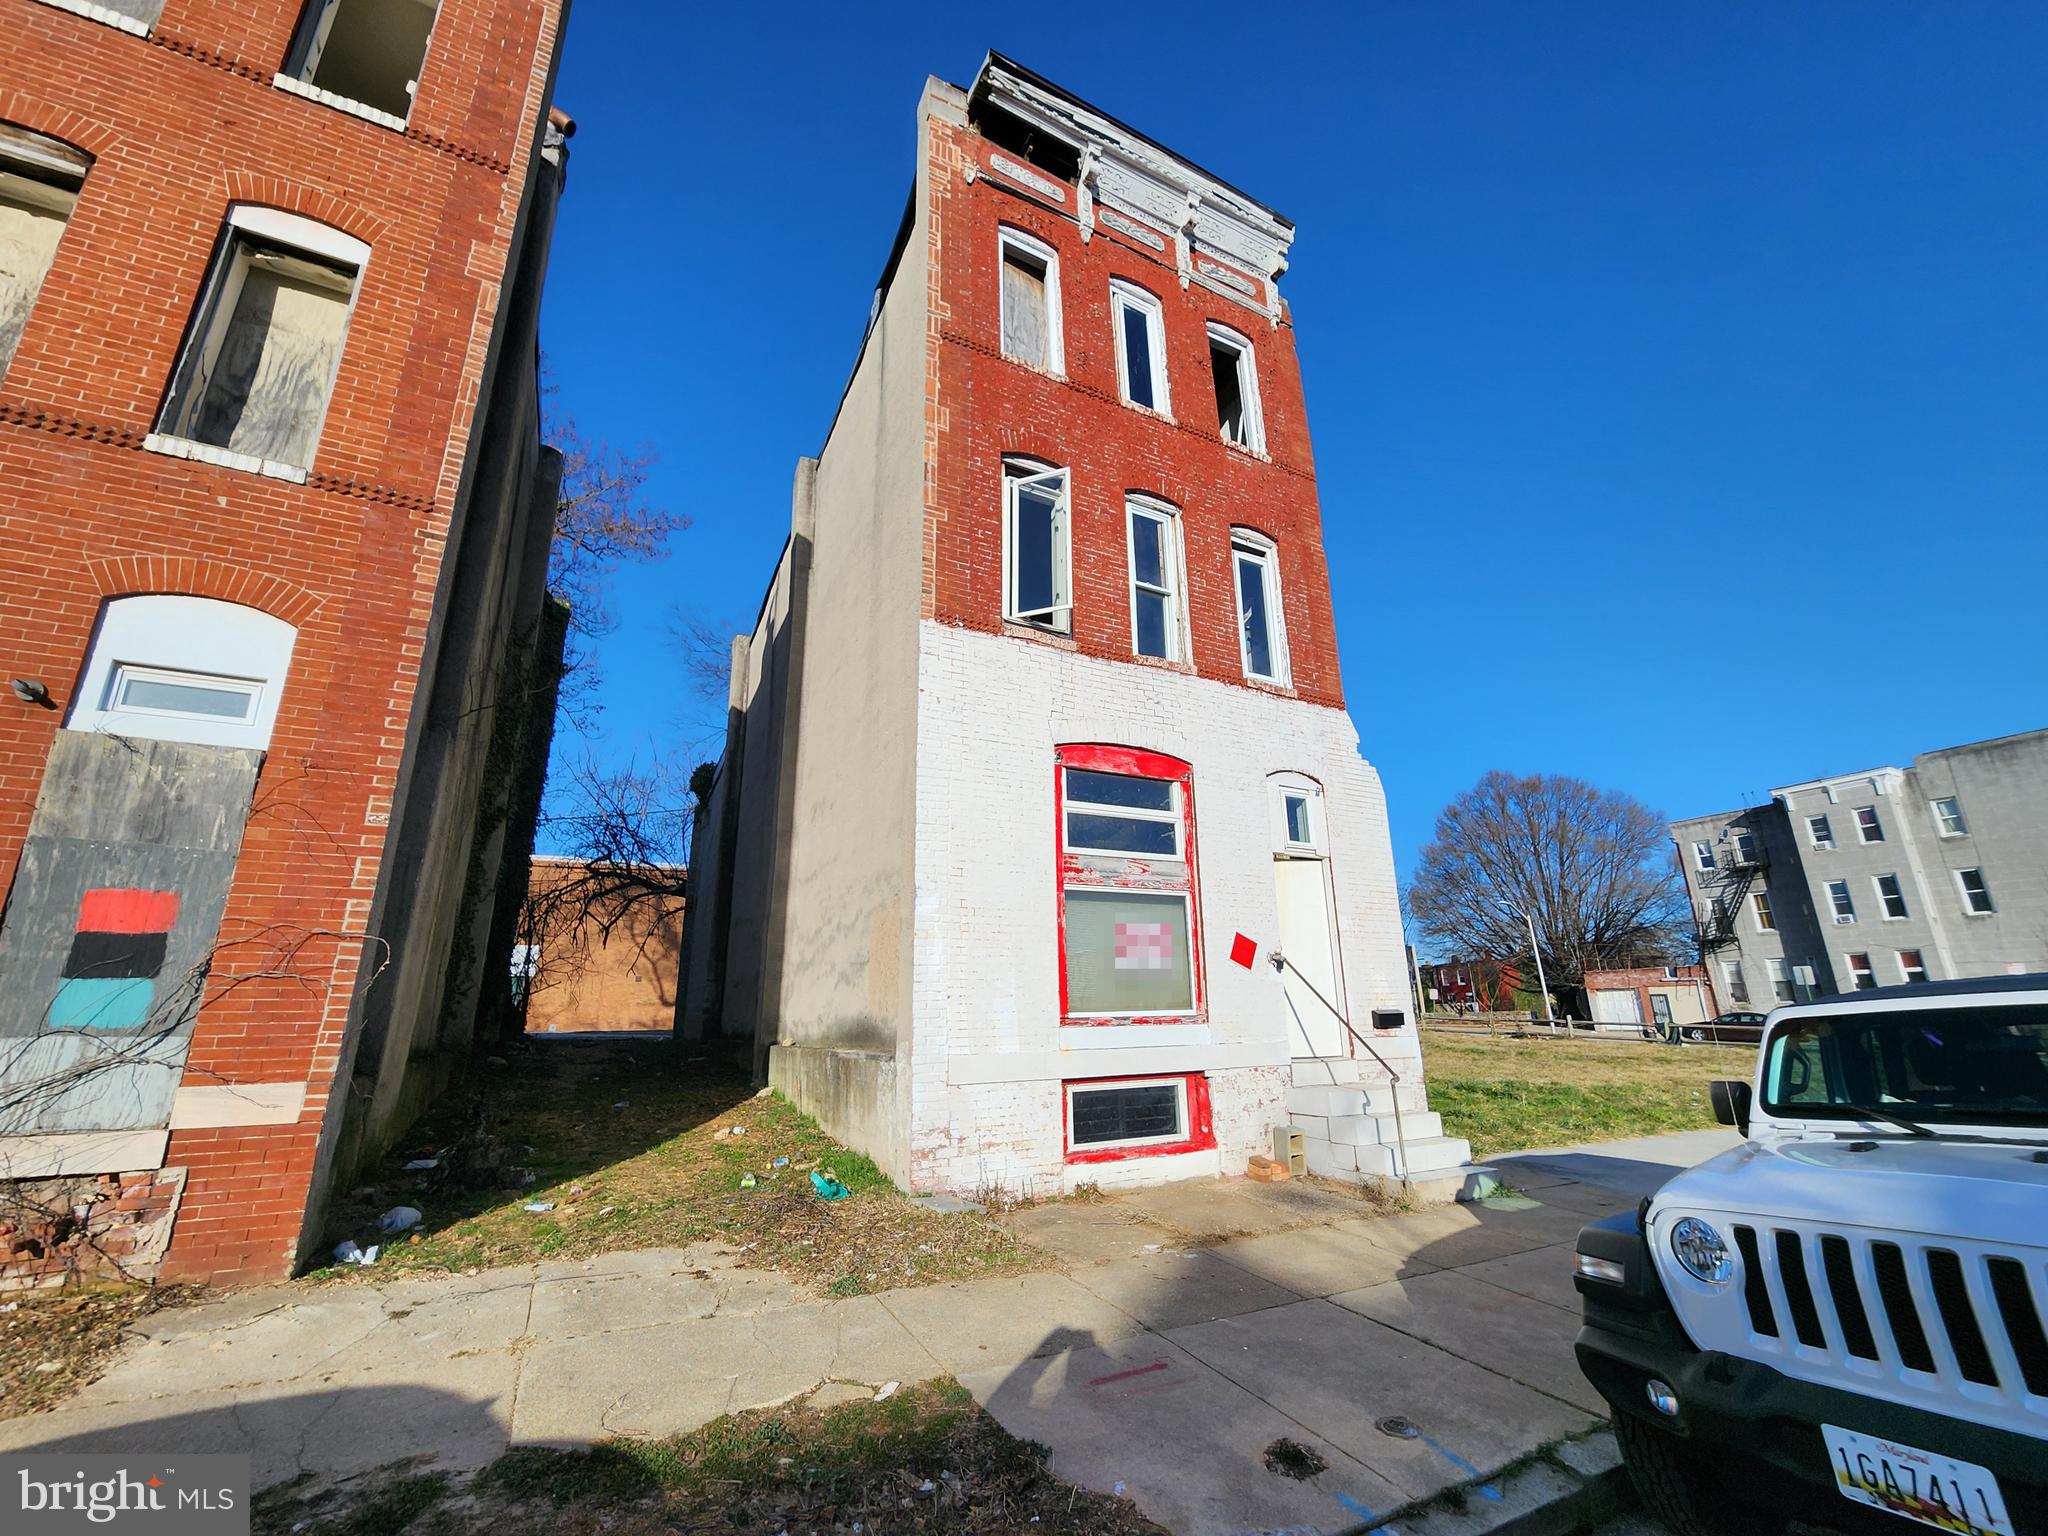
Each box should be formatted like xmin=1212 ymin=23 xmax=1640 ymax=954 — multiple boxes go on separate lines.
xmin=1064 ymin=1073 xmax=1214 ymax=1163
xmin=1055 ymin=744 xmax=1202 ymax=1024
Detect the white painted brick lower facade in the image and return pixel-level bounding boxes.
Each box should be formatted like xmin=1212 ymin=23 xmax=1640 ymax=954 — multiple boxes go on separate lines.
xmin=908 ymin=621 xmax=1418 ymax=1197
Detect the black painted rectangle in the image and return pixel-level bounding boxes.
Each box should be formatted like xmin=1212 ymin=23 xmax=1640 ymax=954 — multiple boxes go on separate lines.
xmin=61 ymin=929 xmax=168 ymax=981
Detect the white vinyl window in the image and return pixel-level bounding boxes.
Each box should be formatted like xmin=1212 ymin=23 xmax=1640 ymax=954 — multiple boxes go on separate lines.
xmin=1231 ymin=531 xmax=1289 ymax=684
xmin=1271 ymin=774 xmax=1326 ymax=857
xmin=68 ymin=595 xmax=298 ymax=750
xmin=0 ymin=125 xmax=89 ymax=382
xmin=997 ymin=227 xmax=1061 ymax=374
xmin=1898 ymin=950 xmax=1929 ymax=984
xmin=1751 ymin=891 xmax=1775 ymax=932
xmin=1207 ymin=322 xmax=1264 ymax=451
xmin=281 ymin=0 xmax=441 ymax=126
xmin=1874 ymin=873 xmax=1909 ymax=921
xmin=1806 ymin=814 xmax=1835 ymax=850
xmin=1110 ymin=279 xmax=1170 ymax=415
xmin=1854 ymin=806 xmax=1884 ymax=844
xmin=1826 ymin=880 xmax=1856 ymax=924
xmin=1125 ymin=499 xmax=1183 ymax=661
xmin=1063 ymin=768 xmax=1181 ymax=860
xmin=1846 ymin=952 xmax=1877 ymax=991
xmin=1731 ymin=828 xmax=1759 ymax=866
xmin=1956 ymin=868 xmax=1995 ymax=916
xmin=1065 ymin=1077 xmax=1188 ymax=1151
xmin=1931 ymin=797 xmax=1968 ymax=837
xmin=1721 ymin=961 xmax=1749 ymax=1006
xmin=1768 ymin=957 xmax=1794 ymax=1003
xmin=156 ymin=206 xmax=368 ymax=476
xmin=1001 ymin=459 xmax=1070 ymax=630
xmin=1692 ymin=841 xmax=1717 ymax=872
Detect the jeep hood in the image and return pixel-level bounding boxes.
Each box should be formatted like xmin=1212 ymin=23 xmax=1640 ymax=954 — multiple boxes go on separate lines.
xmin=1653 ymin=1135 xmax=2048 ymax=1248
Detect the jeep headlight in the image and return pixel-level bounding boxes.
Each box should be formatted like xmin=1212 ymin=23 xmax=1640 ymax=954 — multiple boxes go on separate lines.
xmin=1670 ymin=1217 xmax=1732 ymax=1284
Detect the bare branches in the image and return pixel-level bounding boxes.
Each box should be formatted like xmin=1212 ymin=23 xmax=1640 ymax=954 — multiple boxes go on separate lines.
xmin=1407 ymin=770 xmax=1689 ymax=988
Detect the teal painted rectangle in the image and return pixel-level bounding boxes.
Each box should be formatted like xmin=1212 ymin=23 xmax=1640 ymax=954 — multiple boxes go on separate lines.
xmin=48 ymin=976 xmax=154 ymax=1030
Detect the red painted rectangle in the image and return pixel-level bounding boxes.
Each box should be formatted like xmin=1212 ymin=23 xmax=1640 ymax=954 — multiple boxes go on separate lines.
xmin=77 ymin=888 xmax=181 ymax=935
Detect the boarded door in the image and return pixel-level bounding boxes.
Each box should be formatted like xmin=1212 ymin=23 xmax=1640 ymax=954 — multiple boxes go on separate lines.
xmin=1274 ymin=857 xmax=1344 ymax=1057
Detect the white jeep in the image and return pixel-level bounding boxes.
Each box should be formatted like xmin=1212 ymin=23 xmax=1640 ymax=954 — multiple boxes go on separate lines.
xmin=1573 ymin=974 xmax=2047 ymax=1536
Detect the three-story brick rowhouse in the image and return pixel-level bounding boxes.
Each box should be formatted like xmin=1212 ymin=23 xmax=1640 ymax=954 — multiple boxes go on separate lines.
xmin=683 ymin=55 xmax=1475 ymax=1199
xmin=0 ymin=0 xmax=575 ymax=1285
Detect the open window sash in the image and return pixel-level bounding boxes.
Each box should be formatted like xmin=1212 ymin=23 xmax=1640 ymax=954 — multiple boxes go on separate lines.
xmin=1006 ymin=467 xmax=1070 ymax=627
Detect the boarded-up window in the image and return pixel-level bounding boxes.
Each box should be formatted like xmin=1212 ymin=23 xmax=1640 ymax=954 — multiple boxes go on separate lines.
xmin=160 ymin=212 xmax=365 ymax=471
xmin=1001 ymin=248 xmax=1047 ymax=366
xmin=286 ymin=0 xmax=441 ymax=122
xmin=0 ymin=124 xmax=89 ymax=381
xmin=98 ymin=0 xmax=167 ymax=25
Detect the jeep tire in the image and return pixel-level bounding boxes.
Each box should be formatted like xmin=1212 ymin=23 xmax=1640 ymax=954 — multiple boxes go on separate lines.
xmin=1615 ymin=1414 xmax=1783 ymax=1536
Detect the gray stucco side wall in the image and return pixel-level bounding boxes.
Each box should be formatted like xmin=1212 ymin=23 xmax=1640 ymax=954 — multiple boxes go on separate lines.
xmin=758 ymin=86 xmax=961 ymax=1184
xmin=1906 ymin=729 xmax=2048 ymax=975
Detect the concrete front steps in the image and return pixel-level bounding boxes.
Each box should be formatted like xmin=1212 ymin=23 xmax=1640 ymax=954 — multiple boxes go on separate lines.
xmin=1284 ymin=1056 xmax=1490 ymax=1204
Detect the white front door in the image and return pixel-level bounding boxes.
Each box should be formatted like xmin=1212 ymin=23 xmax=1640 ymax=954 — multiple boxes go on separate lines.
xmin=1274 ymin=856 xmax=1344 ymax=1057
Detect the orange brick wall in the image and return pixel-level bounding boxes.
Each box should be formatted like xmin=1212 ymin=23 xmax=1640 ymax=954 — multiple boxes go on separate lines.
xmin=923 ymin=118 xmax=1345 ymax=713
xmin=0 ymin=0 xmax=563 ymax=1284
xmin=520 ymin=860 xmax=683 ymax=1035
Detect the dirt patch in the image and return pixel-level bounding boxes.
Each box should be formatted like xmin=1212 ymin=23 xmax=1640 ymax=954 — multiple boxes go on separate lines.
xmin=1262 ymin=1437 xmax=1329 ymax=1480
xmin=255 ymin=1379 xmax=1168 ymax=1536
xmin=0 ymin=1283 xmax=191 ymax=1421
xmin=314 ymin=1037 xmax=1046 ymax=1297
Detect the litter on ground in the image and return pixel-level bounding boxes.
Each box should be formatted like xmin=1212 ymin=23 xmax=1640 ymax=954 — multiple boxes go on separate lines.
xmin=523 ymin=1201 xmax=555 ymax=1213
xmin=377 ymin=1206 xmax=422 ymax=1234
xmin=810 ymin=1171 xmax=850 ymax=1201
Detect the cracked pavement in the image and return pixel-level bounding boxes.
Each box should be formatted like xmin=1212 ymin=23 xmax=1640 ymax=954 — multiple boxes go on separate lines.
xmin=0 ymin=1136 xmax=1728 ymax=1536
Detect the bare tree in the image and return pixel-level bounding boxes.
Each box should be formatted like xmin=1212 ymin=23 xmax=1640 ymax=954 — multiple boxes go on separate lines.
xmin=1406 ymin=771 xmax=1688 ymax=991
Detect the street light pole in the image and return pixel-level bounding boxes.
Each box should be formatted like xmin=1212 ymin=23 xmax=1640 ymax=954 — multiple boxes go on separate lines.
xmin=1508 ymin=899 xmax=1557 ymax=1035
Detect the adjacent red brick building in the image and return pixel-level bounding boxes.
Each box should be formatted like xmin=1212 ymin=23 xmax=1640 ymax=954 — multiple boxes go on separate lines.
xmin=0 ymin=0 xmax=573 ymax=1286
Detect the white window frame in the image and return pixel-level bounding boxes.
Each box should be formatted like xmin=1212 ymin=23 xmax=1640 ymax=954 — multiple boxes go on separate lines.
xmin=1955 ymin=868 xmax=1995 ymax=916
xmin=1897 ymin=949 xmax=1929 ymax=984
xmin=1854 ymin=805 xmax=1884 ymax=844
xmin=1064 ymin=1075 xmax=1188 ymax=1152
xmin=1826 ymin=879 xmax=1857 ymax=924
xmin=1806 ymin=813 xmax=1835 ymax=850
xmin=1750 ymin=891 xmax=1775 ymax=932
xmin=1230 ymin=530 xmax=1290 ymax=685
xmin=1124 ymin=497 xmax=1185 ymax=662
xmin=1000 ymin=459 xmax=1071 ymax=631
xmin=1930 ymin=797 xmax=1968 ymax=838
xmin=1731 ymin=828 xmax=1759 ymax=866
xmin=68 ymin=594 xmax=298 ymax=750
xmin=1767 ymin=958 xmax=1794 ymax=1003
xmin=1846 ymin=952 xmax=1877 ymax=991
xmin=1270 ymin=773 xmax=1327 ymax=857
xmin=1692 ymin=841 xmax=1717 ymax=872
xmin=1062 ymin=769 xmax=1182 ymax=861
xmin=1721 ymin=960 xmax=1748 ymax=1006
xmin=1109 ymin=278 xmax=1170 ymax=416
xmin=152 ymin=204 xmax=369 ymax=479
xmin=997 ymin=226 xmax=1063 ymax=376
xmin=276 ymin=0 xmax=441 ymax=131
xmin=1205 ymin=321 xmax=1265 ymax=452
xmin=107 ymin=663 xmax=262 ymax=726
xmin=1059 ymin=888 xmax=1197 ymax=1019
xmin=1873 ymin=873 xmax=1909 ymax=921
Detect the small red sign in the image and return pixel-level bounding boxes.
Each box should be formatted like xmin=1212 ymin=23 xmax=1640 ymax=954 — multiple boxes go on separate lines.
xmin=1229 ymin=933 xmax=1258 ymax=970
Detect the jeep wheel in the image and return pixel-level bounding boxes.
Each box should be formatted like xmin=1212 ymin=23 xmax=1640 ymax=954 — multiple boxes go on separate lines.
xmin=1615 ymin=1413 xmax=1782 ymax=1536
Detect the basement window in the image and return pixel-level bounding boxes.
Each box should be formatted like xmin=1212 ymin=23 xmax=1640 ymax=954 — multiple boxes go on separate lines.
xmin=280 ymin=0 xmax=441 ymax=126
xmin=1065 ymin=1074 xmax=1214 ymax=1162
xmin=998 ymin=227 xmax=1061 ymax=375
xmin=1110 ymin=279 xmax=1170 ymax=415
xmin=155 ymin=206 xmax=368 ymax=476
xmin=0 ymin=123 xmax=90 ymax=382
xmin=1207 ymin=322 xmax=1264 ymax=451
xmin=1002 ymin=458 xmax=1070 ymax=631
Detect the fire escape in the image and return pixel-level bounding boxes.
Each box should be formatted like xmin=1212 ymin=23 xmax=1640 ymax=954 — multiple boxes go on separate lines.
xmin=1697 ymin=843 xmax=1767 ymax=956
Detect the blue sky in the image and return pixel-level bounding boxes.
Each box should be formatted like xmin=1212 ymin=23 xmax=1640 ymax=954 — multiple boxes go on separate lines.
xmin=536 ymin=1 xmax=2047 ymax=882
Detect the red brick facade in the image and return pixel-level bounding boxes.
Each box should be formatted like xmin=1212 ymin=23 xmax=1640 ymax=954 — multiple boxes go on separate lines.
xmin=923 ymin=120 xmax=1344 ymax=712
xmin=0 ymin=0 xmax=565 ymax=1284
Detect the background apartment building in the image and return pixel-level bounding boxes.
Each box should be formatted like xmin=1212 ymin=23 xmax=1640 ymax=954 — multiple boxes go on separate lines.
xmin=1675 ymin=728 xmax=2047 ymax=1008
xmin=0 ymin=0 xmax=572 ymax=1286
xmin=683 ymin=55 xmax=1471 ymax=1200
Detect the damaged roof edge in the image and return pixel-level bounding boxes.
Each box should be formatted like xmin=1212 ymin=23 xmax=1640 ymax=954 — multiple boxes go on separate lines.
xmin=968 ymin=49 xmax=1295 ymax=232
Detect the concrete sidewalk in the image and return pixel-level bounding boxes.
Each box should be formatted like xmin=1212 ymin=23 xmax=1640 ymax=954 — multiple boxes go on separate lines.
xmin=0 ymin=1130 xmax=1732 ymax=1535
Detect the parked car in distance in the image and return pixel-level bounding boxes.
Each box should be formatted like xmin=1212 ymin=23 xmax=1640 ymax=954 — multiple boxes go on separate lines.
xmin=1683 ymin=1010 xmax=1768 ymax=1045
xmin=1573 ymin=974 xmax=2048 ymax=1536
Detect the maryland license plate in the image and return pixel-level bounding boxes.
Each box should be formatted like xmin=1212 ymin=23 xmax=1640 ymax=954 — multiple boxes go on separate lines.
xmin=1822 ymin=1424 xmax=2012 ymax=1536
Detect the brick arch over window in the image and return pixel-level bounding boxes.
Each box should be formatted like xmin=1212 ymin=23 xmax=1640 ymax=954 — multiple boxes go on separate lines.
xmin=0 ymin=96 xmax=120 ymax=159
xmin=83 ymin=555 xmax=323 ymax=628
xmin=218 ymin=171 xmax=387 ymax=248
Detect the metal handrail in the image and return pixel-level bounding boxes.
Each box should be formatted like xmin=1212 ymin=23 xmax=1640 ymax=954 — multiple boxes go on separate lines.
xmin=1269 ymin=949 xmax=1414 ymax=1195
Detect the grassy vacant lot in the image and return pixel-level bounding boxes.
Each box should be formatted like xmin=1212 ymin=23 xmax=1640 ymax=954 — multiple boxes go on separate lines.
xmin=317 ymin=1035 xmax=1042 ymax=1296
xmin=254 ymin=1378 xmax=1166 ymax=1536
xmin=1422 ymin=1030 xmax=1755 ymax=1159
